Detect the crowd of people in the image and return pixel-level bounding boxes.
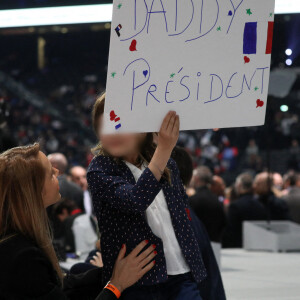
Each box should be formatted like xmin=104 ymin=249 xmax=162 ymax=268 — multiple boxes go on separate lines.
xmin=1 ymin=33 xmax=300 ymax=300
xmin=41 ymin=146 xmax=299 ymax=262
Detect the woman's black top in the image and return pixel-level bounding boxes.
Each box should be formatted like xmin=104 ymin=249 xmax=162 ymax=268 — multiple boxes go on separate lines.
xmin=0 ymin=233 xmax=117 ymax=300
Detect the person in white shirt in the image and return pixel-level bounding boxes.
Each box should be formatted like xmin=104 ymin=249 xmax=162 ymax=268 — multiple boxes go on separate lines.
xmin=70 ymin=166 xmax=94 ymax=216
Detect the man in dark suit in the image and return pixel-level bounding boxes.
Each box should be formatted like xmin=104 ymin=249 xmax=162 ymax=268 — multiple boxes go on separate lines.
xmin=189 ymin=166 xmax=226 ymax=243
xmin=47 ymin=153 xmax=84 ymax=240
xmin=222 ymin=173 xmax=267 ymax=248
xmin=223 ymin=172 xmax=291 ymax=248
xmin=253 ymin=172 xmax=290 ymax=221
xmin=172 ymin=147 xmax=226 ymax=300
xmin=48 ymin=153 xmax=84 ymax=211
xmin=70 ymin=165 xmax=94 ymax=216
xmin=282 ymin=173 xmax=300 ymax=224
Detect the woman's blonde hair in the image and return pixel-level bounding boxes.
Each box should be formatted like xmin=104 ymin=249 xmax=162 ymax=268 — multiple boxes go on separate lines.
xmin=0 ymin=143 xmax=64 ymax=283
xmin=91 ymin=93 xmax=171 ymax=182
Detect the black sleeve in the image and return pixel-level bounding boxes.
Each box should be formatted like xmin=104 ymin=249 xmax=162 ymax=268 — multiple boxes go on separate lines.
xmin=63 ymin=267 xmax=117 ymax=300
xmin=95 ymin=289 xmax=118 ymax=300
xmin=12 ymin=247 xmax=68 ymax=299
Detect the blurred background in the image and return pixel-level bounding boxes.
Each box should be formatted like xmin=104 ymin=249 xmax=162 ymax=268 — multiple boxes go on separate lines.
xmin=0 ymin=1 xmax=300 ymax=299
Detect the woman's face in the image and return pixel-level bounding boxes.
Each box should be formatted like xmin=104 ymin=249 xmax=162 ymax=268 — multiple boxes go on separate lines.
xmin=98 ymin=115 xmax=145 ymax=158
xmin=39 ymin=151 xmax=61 ymax=207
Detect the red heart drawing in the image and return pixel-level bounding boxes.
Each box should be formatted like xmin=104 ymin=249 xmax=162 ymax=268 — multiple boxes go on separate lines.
xmin=110 ymin=110 xmax=117 ymax=121
xmin=129 ymin=39 xmax=137 ymax=51
xmin=256 ymin=99 xmax=264 ymax=108
xmin=244 ymin=56 xmax=250 ymax=64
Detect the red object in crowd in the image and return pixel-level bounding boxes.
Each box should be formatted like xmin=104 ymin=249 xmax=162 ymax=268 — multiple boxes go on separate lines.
xmin=70 ymin=208 xmax=82 ymax=216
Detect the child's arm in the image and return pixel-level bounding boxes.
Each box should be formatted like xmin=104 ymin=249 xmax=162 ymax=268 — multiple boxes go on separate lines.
xmin=148 ymin=111 xmax=179 ymax=181
xmin=87 ymin=165 xmax=164 ymax=213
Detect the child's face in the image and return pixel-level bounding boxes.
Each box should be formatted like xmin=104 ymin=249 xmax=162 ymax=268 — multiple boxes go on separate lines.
xmin=98 ymin=115 xmax=145 ymax=158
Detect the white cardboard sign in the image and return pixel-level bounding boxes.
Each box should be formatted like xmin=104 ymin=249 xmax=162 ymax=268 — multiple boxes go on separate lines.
xmin=104 ymin=0 xmax=275 ymax=133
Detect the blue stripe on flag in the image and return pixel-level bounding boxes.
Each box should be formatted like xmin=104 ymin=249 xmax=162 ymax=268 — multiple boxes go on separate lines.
xmin=243 ymin=22 xmax=257 ymax=54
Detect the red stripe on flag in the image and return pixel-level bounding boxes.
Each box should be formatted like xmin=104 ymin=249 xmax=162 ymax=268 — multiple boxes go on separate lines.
xmin=266 ymin=21 xmax=274 ymax=54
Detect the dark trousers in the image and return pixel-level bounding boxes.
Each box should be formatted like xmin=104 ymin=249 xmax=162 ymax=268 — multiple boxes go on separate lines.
xmin=121 ymin=272 xmax=202 ymax=300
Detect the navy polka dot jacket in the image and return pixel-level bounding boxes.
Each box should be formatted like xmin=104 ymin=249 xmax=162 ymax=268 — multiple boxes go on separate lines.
xmin=87 ymin=155 xmax=207 ymax=286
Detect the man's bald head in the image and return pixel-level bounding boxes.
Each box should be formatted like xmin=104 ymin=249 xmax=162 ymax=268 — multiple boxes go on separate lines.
xmin=47 ymin=153 xmax=68 ymax=175
xmin=70 ymin=166 xmax=88 ymax=191
xmin=253 ymin=172 xmax=273 ymax=196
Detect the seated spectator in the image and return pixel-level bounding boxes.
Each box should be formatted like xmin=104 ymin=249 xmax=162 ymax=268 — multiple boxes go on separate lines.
xmin=53 ymin=199 xmax=98 ymax=259
xmin=189 ymin=166 xmax=226 ymax=243
xmin=282 ymin=173 xmax=300 ymax=224
xmin=0 ymin=144 xmax=157 ymax=299
xmin=70 ymin=165 xmax=94 ymax=216
xmin=272 ymin=172 xmax=285 ymax=198
xmin=253 ymin=172 xmax=291 ymax=221
xmin=222 ymin=173 xmax=268 ymax=248
xmin=47 ymin=153 xmax=84 ymax=240
xmin=287 ymin=139 xmax=300 ymax=170
xmin=245 ymin=139 xmax=259 ymax=168
xmin=48 ymin=153 xmax=84 ymax=211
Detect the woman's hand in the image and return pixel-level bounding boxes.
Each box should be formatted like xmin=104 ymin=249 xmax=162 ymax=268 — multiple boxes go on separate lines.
xmin=109 ymin=240 xmax=157 ymax=293
xmin=149 ymin=111 xmax=180 ymax=181
xmin=157 ymin=111 xmax=180 ymax=153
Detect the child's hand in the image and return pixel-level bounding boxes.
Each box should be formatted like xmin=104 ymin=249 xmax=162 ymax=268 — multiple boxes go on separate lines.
xmin=109 ymin=240 xmax=157 ymax=293
xmin=89 ymin=251 xmax=103 ymax=268
xmin=157 ymin=111 xmax=180 ymax=153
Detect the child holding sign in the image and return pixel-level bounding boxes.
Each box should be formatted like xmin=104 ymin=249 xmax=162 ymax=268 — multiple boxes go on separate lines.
xmin=87 ymin=93 xmax=207 ymax=300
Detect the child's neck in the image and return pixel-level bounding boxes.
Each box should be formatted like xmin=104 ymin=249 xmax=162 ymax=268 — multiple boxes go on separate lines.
xmin=124 ymin=154 xmax=139 ymax=165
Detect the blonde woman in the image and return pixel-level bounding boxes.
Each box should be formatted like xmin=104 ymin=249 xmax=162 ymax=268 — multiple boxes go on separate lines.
xmin=0 ymin=144 xmax=156 ymax=299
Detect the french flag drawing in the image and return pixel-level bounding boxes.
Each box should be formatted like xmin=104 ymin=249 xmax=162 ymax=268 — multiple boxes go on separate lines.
xmin=110 ymin=110 xmax=122 ymax=130
xmin=243 ymin=21 xmax=274 ymax=55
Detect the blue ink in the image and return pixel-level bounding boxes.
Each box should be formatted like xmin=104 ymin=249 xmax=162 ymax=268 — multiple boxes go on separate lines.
xmin=228 ymin=10 xmax=233 ymax=16
xmin=205 ymin=74 xmax=223 ymax=104
xmin=186 ymin=0 xmax=219 ymax=42
xmin=257 ymin=67 xmax=269 ymax=94
xmin=179 ymin=76 xmax=190 ymax=102
xmin=143 ymin=70 xmax=148 ymax=77
xmin=120 ymin=0 xmax=149 ymax=42
xmin=227 ymin=0 xmax=244 ymax=34
xmin=169 ymin=0 xmax=194 ymax=37
xmin=147 ymin=84 xmax=160 ymax=106
xmin=178 ymin=67 xmax=183 ymax=74
xmin=243 ymin=22 xmax=257 ymax=54
xmin=123 ymin=58 xmax=151 ymax=111
xmin=199 ymin=0 xmax=204 ymax=33
xmin=241 ymin=74 xmax=252 ymax=91
xmin=134 ymin=0 xmax=137 ymax=30
xmin=147 ymin=0 xmax=168 ymax=34
xmin=115 ymin=124 xmax=121 ymax=130
xmin=226 ymin=72 xmax=242 ymax=98
xmin=165 ymin=81 xmax=175 ymax=103
xmin=197 ymin=72 xmax=202 ymax=100
xmin=175 ymin=0 xmax=178 ymax=31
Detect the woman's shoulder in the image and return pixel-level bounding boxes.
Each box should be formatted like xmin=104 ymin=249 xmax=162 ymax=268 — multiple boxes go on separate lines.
xmin=0 ymin=232 xmax=37 ymax=253
xmin=0 ymin=233 xmax=46 ymax=266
